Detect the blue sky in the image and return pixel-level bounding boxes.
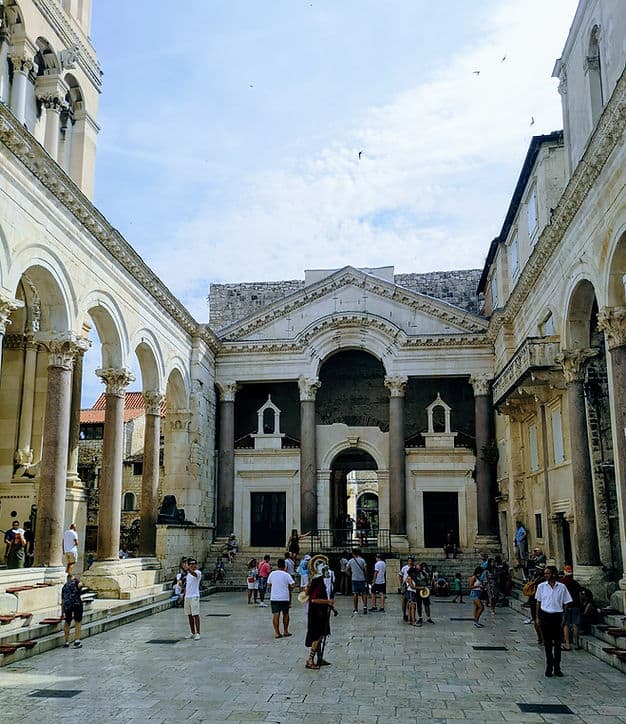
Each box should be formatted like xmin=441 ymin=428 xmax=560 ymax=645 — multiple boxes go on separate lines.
xmin=82 ymin=0 xmax=578 ymax=404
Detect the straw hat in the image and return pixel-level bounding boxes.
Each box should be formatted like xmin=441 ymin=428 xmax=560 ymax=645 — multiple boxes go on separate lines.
xmin=297 ymin=590 xmax=308 ymax=604
xmin=419 ymin=587 xmax=430 ymax=598
xmin=308 ymin=554 xmax=329 ymax=578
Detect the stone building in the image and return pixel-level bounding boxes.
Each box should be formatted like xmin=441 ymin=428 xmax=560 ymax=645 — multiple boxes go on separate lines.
xmin=0 ymin=0 xmax=624 ymax=612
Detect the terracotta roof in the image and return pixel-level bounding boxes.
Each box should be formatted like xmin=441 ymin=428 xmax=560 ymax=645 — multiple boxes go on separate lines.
xmin=80 ymin=391 xmax=166 ymax=424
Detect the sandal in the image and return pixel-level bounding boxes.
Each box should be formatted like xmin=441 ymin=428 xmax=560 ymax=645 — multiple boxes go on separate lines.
xmin=283 ymin=632 xmax=292 ymax=637
xmin=274 ymin=633 xmax=283 ymax=638
xmin=305 ymin=659 xmax=320 ymax=670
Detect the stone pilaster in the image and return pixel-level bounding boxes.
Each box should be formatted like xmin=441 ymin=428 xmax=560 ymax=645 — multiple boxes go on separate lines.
xmin=216 ymin=381 xmax=238 ymax=537
xmin=67 ymin=345 xmax=87 ymax=484
xmin=470 ymin=374 xmax=499 ymax=545
xmin=556 ymin=349 xmax=602 ymax=567
xmin=139 ymin=390 xmax=164 ymax=555
xmin=0 ymin=295 xmax=21 ymax=372
xmin=8 ymin=55 xmax=34 ymax=124
xmin=384 ymin=375 xmax=407 ymax=535
xmin=35 ymin=334 xmax=88 ymax=567
xmin=15 ymin=334 xmax=38 ymax=474
xmin=298 ymin=376 xmax=321 ymax=534
xmin=95 ymin=367 xmax=135 ymax=561
xmin=598 ymin=307 xmax=626 ymax=598
xmin=35 ymin=75 xmax=69 ymax=162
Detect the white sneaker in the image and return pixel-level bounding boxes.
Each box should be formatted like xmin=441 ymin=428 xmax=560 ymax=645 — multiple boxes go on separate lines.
xmin=186 ymin=633 xmax=194 ymax=639
xmin=259 ymin=602 xmax=268 ymax=607
xmin=194 ymin=633 xmax=200 ymax=640
xmin=523 ymin=618 xmax=533 ymax=624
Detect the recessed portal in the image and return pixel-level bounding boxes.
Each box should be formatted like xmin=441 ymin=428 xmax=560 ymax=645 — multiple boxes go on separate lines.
xmin=330 ymin=448 xmax=378 ymax=546
xmin=250 ymin=492 xmax=285 ymax=547
xmin=423 ymin=492 xmax=459 ymax=548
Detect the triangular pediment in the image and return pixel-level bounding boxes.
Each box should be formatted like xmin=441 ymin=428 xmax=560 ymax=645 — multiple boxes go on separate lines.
xmin=219 ymin=266 xmax=487 ymax=343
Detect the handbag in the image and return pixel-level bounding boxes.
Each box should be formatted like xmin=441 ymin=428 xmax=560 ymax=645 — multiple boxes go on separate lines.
xmin=247 ymin=576 xmax=255 ymax=584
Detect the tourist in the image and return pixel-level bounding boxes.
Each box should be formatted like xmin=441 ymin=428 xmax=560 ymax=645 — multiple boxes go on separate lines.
xmin=369 ymin=552 xmax=386 ymax=611
xmin=493 ymin=555 xmax=510 ymax=606
xmin=267 ymin=557 xmax=295 ymax=638
xmin=284 ymin=552 xmax=296 ymax=577
xmin=560 ymin=565 xmax=582 ymax=651
xmin=480 ymin=559 xmax=497 ymax=614
xmin=257 ymin=554 xmax=271 ymax=607
xmin=287 ymin=529 xmax=300 ymax=558
xmin=305 ymin=554 xmax=335 ymax=669
xmin=535 ymin=565 xmax=572 ymax=677
xmin=323 ymin=561 xmax=336 ymax=598
xmin=339 ymin=551 xmax=350 ymax=596
xmin=399 ymin=556 xmax=415 ymax=622
xmin=405 ymin=562 xmax=418 ymax=625
xmin=579 ymin=587 xmax=597 ymax=634
xmin=62 ymin=573 xmax=85 ymax=648
xmin=23 ymin=520 xmax=34 ymax=567
xmin=414 ymin=563 xmax=434 ymax=624
xmin=451 ymin=572 xmax=463 ymax=603
xmin=469 ymin=566 xmax=485 ymax=628
xmin=183 ymin=558 xmax=202 ymax=640
xmin=514 ymin=521 xmax=529 ymax=577
xmin=62 ymin=523 xmax=79 ymax=574
xmin=434 ymin=572 xmax=449 ymax=597
xmin=444 ymin=529 xmax=457 ymax=558
xmin=4 ymin=520 xmax=25 ymax=569
xmin=225 ymin=533 xmax=238 ymax=562
xmin=297 ymin=554 xmax=311 ymax=590
xmin=246 ymin=558 xmax=259 ymax=604
xmin=347 ymin=548 xmax=368 ymax=615
xmin=212 ymin=557 xmax=225 ymax=582
xmin=356 ymin=512 xmax=369 ymax=546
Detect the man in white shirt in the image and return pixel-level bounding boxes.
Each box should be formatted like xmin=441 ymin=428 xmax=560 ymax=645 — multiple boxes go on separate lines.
xmin=183 ymin=558 xmax=202 ymax=640
xmin=63 ymin=523 xmax=79 ymax=574
xmin=399 ymin=556 xmax=415 ymax=622
xmin=370 ymin=553 xmax=386 ymax=612
xmin=535 ymin=565 xmax=573 ymax=677
xmin=267 ymin=558 xmax=296 ymax=638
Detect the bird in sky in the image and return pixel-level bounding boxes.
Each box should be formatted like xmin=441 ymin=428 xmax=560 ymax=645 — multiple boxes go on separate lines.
xmin=501 ymin=54 xmax=507 ymax=62
xmin=530 ymin=116 xmax=535 ymax=126
xmin=358 ymin=150 xmax=363 ymax=159
xmin=472 ymin=70 xmax=480 ymax=76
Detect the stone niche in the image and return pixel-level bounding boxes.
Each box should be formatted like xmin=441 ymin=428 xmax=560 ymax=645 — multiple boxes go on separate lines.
xmin=251 ymin=395 xmax=285 ymax=450
xmin=421 ymin=393 xmax=457 ymax=449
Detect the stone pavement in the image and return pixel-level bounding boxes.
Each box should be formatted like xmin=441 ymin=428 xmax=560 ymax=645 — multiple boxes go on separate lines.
xmin=0 ymin=592 xmax=624 ymax=723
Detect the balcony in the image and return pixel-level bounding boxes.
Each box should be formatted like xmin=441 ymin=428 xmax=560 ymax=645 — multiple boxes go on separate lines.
xmin=493 ymin=336 xmax=561 ymax=404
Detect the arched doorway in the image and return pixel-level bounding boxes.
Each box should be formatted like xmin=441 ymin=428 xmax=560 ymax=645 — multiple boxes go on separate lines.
xmin=330 ymin=448 xmax=378 ymax=547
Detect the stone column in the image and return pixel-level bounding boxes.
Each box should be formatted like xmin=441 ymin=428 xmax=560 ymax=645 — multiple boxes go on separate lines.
xmin=598 ymin=307 xmax=626 ymax=597
xmin=35 ymin=76 xmax=69 ymax=162
xmin=8 ymin=56 xmax=32 ymax=124
xmin=385 ymin=376 xmax=407 ymax=535
xmin=139 ymin=390 xmax=164 ymax=556
xmin=216 ymin=381 xmax=238 ymax=537
xmin=556 ymin=349 xmax=602 ymax=568
xmin=14 ymin=334 xmax=38 ymax=472
xmin=95 ymin=367 xmax=135 ymax=561
xmin=470 ymin=375 xmax=499 ymax=545
xmin=299 ymin=376 xmax=321 ymax=534
xmin=35 ymin=335 xmax=88 ymax=567
xmin=66 ymin=346 xmax=86 ymax=484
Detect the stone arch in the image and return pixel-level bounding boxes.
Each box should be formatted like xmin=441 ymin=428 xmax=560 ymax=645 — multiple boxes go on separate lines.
xmin=563 ymin=278 xmax=598 ymax=350
xmin=132 ymin=329 xmax=165 ymax=393
xmin=165 ymin=359 xmax=190 ymax=408
xmin=13 ymin=264 xmax=71 ymax=333
xmin=322 ymin=440 xmax=385 ymax=472
xmin=34 ymin=36 xmax=60 ymax=76
xmin=83 ymin=291 xmax=129 ymax=370
xmin=604 ymin=224 xmax=626 ymax=308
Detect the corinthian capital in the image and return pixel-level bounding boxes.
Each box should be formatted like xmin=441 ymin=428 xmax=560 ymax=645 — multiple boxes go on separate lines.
xmin=597 ymin=306 xmax=626 ymax=350
xmin=37 ymin=332 xmax=90 ymax=370
xmin=469 ymin=374 xmax=492 ymax=397
xmin=0 ymin=294 xmax=22 ymax=335
xmin=96 ymin=367 xmax=135 ymax=397
xmin=9 ymin=55 xmax=34 ymax=75
xmin=298 ymin=376 xmax=321 ymax=401
xmin=556 ymin=348 xmax=599 ymax=383
xmin=143 ymin=390 xmax=164 ymax=416
xmin=384 ymin=375 xmax=408 ymax=398
xmin=216 ymin=380 xmax=239 ymax=402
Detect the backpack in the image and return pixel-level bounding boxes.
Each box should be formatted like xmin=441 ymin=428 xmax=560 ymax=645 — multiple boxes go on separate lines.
xmin=522 ymin=579 xmax=537 ymax=597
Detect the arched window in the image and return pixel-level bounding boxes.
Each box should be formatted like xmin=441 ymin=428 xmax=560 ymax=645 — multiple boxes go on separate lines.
xmin=60 ymin=74 xmax=84 ymax=176
xmin=123 ymin=492 xmax=136 ymax=511
xmin=587 ymin=25 xmax=603 ymax=126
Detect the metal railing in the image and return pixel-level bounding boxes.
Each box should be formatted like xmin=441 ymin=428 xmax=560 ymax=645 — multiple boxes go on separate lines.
xmin=306 ymin=529 xmax=391 ymax=554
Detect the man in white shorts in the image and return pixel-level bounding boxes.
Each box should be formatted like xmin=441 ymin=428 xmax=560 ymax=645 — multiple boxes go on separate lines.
xmin=63 ymin=523 xmax=79 ymax=574
xmin=183 ymin=558 xmax=202 ymax=640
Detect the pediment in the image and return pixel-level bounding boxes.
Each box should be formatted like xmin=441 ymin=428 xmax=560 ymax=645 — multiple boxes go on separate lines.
xmin=219 ymin=267 xmax=488 ymax=344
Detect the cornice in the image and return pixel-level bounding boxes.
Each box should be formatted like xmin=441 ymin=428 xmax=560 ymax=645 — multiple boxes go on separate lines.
xmin=32 ymin=0 xmax=102 ymax=90
xmin=490 ymin=67 xmax=626 ymax=335
xmin=0 ymin=103 xmax=221 ymax=355
xmin=220 ymin=267 xmax=487 ymax=342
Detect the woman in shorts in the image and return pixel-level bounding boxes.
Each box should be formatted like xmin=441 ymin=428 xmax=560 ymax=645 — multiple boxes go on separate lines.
xmin=246 ymin=558 xmax=258 ymax=604
xmin=469 ymin=566 xmax=485 ymax=628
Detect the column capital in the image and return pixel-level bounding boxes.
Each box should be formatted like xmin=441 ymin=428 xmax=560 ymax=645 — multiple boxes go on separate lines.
xmin=298 ymin=375 xmax=321 ymax=401
xmin=556 ymin=348 xmax=599 ymax=383
xmin=35 ymin=74 xmax=69 ymax=108
xmin=9 ymin=55 xmax=34 ymax=76
xmin=469 ymin=374 xmax=492 ymax=397
xmin=0 ymin=294 xmax=22 ymax=335
xmin=96 ymin=367 xmax=135 ymax=396
xmin=597 ymin=306 xmax=626 ymax=350
xmin=37 ymin=332 xmax=90 ymax=370
xmin=384 ymin=375 xmax=408 ymax=397
xmin=143 ymin=390 xmax=164 ymax=416
xmin=216 ymin=380 xmax=239 ymax=402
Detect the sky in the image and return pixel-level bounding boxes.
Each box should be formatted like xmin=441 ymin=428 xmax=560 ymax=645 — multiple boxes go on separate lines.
xmin=82 ymin=0 xmax=579 ymax=404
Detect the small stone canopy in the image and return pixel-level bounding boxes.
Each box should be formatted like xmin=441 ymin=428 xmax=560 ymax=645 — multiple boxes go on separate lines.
xmin=422 ymin=393 xmax=457 ymax=448
xmin=256 ymin=394 xmax=282 ymax=435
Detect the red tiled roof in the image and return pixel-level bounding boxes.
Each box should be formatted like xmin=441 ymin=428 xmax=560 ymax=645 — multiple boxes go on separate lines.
xmin=80 ymin=391 xmax=166 ymax=424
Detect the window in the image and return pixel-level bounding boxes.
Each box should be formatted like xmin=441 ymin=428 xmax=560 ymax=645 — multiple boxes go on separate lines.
xmin=535 ymin=512 xmax=543 ymax=539
xmin=79 ymin=424 xmax=104 ymax=440
xmin=529 ymin=423 xmax=539 ymax=471
xmin=551 ymin=408 xmax=565 ymax=464
xmin=132 ymin=461 xmax=143 ymax=476
xmin=587 ymin=25 xmax=604 ymax=125
xmin=123 ymin=492 xmax=136 ymax=511
xmin=491 ymin=275 xmax=499 ymax=309
xmin=527 ymin=187 xmax=538 ymax=238
xmin=509 ymin=233 xmax=519 ymax=279
xmin=540 ymin=313 xmax=555 ymax=336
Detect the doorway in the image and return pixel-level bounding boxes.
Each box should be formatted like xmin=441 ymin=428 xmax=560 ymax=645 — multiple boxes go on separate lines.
xmin=329 ymin=448 xmax=378 ymax=542
xmin=423 ymin=492 xmax=459 ymax=548
xmin=250 ymin=492 xmax=286 ymax=547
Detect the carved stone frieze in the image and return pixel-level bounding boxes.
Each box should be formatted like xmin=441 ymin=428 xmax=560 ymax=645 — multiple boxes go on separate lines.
xmin=556 ymin=348 xmax=599 ymax=383
xmin=96 ymin=367 xmax=135 ymax=397
xmin=597 ymin=306 xmax=626 ymax=350
xmin=384 ymin=375 xmax=408 ymax=397
xmin=298 ymin=376 xmax=321 ymax=401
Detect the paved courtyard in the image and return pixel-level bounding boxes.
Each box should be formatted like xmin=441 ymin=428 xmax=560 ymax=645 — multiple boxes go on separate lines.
xmin=0 ymin=592 xmax=624 ymax=723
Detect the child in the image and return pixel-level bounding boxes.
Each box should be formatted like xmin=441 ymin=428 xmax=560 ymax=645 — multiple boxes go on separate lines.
xmin=246 ymin=558 xmax=259 ymax=604
xmin=451 ymin=572 xmax=463 ymax=603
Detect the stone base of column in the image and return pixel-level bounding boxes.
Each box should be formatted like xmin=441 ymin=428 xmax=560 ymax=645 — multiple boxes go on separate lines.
xmin=610 ymin=588 xmax=626 ymax=614
xmin=574 ymin=564 xmax=612 ymax=605
xmin=82 ymin=557 xmax=164 ymax=599
xmin=390 ymin=534 xmax=410 ymax=554
xmin=473 ymin=534 xmax=501 ymax=551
